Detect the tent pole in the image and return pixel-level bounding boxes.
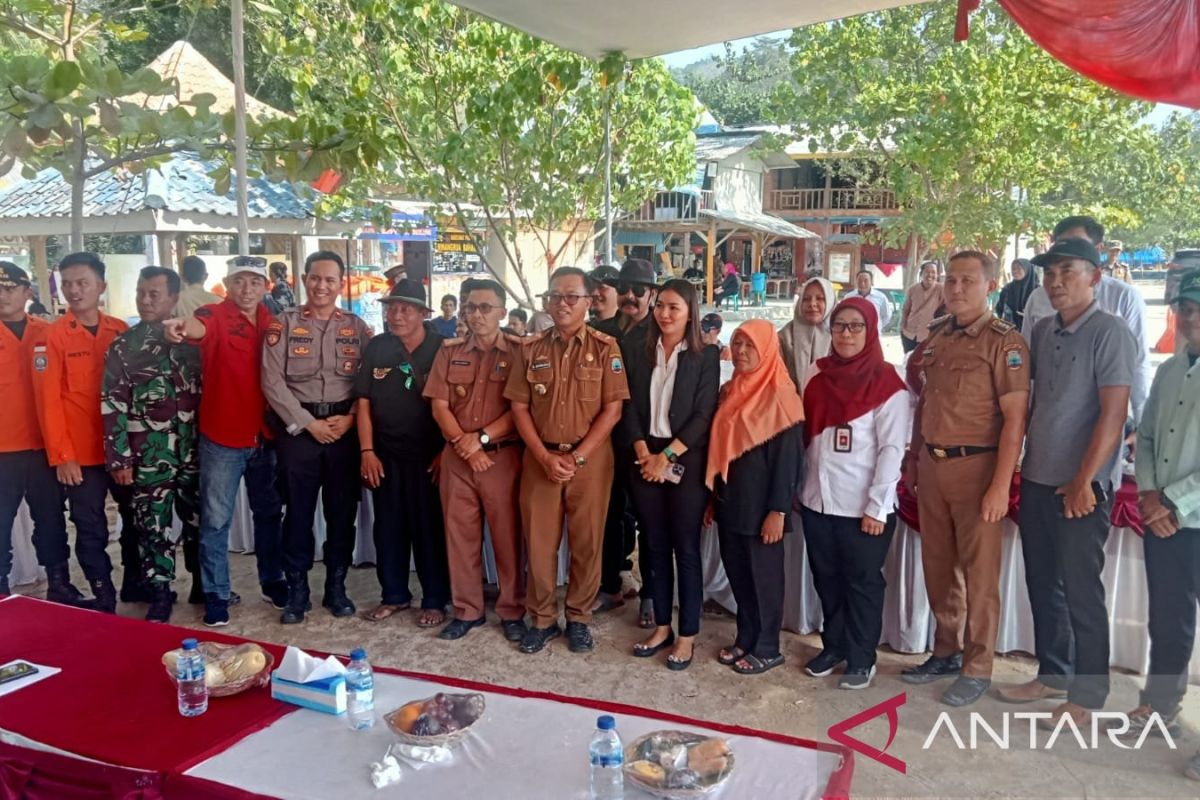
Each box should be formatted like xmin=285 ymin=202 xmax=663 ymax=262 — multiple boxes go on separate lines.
xmin=231 ymin=0 xmax=251 ymax=256
xmin=603 ymin=93 xmax=613 ymax=265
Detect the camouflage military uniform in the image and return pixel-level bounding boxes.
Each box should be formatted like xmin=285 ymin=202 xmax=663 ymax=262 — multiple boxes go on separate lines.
xmin=101 ymin=322 xmax=202 ymax=584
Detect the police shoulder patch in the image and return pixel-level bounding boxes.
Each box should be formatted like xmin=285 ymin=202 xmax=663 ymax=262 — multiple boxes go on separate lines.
xmin=441 ymin=337 xmax=465 ymax=348
xmin=589 ymin=328 xmax=617 ymax=345
xmin=927 ymin=314 xmax=953 ymax=331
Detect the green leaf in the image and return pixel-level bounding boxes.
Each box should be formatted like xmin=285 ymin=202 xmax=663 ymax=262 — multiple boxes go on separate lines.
xmin=44 ymin=61 xmax=81 ymax=100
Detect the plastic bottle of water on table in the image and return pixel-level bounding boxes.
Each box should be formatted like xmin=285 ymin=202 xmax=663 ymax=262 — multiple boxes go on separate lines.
xmin=176 ymin=637 xmax=208 ymax=717
xmin=345 ymin=648 xmax=376 ymax=730
xmin=589 ymin=714 xmax=624 ymax=800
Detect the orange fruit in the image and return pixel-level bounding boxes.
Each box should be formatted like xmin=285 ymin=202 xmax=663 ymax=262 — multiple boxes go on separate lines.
xmin=394 ymin=702 xmax=422 ymax=733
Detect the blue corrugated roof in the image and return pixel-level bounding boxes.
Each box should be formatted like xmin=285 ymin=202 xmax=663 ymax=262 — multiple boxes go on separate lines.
xmin=0 ymin=152 xmax=314 ymax=220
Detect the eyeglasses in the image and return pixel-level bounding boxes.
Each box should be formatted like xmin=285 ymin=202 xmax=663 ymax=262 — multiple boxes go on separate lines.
xmin=463 ymin=302 xmax=500 ymax=315
xmin=617 ymin=283 xmax=649 ymax=297
xmin=545 ymin=293 xmax=589 ymax=307
xmin=831 ymin=321 xmax=867 ymax=334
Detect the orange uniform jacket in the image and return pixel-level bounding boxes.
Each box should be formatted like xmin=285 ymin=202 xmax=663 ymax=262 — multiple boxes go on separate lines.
xmin=35 ymin=310 xmax=128 ymax=467
xmin=0 ymin=314 xmax=51 ymax=453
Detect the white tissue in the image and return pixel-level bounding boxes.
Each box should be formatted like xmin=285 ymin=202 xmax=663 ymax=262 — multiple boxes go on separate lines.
xmin=370 ymin=755 xmax=402 ymax=788
xmin=392 ymin=742 xmax=454 ymax=763
xmin=275 ymin=646 xmax=346 ymax=683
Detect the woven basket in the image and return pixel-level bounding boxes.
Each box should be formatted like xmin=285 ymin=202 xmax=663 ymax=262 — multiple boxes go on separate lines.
xmin=622 ymin=730 xmax=735 ymax=798
xmin=164 ymin=643 xmax=274 ymax=698
xmin=383 ymin=695 xmax=485 ymax=750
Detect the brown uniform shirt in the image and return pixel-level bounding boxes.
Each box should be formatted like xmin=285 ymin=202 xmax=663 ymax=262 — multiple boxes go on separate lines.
xmin=918 ymin=311 xmax=1030 ymax=447
xmin=261 ymin=305 xmax=371 ymax=434
xmin=504 ymin=326 xmax=630 ymax=444
xmin=423 ymin=334 xmax=517 ymax=436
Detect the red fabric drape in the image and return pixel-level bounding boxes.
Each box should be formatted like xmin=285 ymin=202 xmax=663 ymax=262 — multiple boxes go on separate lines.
xmin=997 ymin=0 xmax=1200 ymax=108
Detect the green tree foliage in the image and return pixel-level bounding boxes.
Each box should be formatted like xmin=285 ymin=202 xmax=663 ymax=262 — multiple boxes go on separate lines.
xmin=673 ymin=38 xmax=792 ymax=127
xmin=256 ymin=0 xmax=697 ymax=307
xmin=1106 ymin=112 xmax=1200 ymax=253
xmin=774 ymin=0 xmax=1171 ymax=271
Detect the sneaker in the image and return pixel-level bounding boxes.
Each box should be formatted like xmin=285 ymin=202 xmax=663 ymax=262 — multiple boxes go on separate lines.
xmin=1118 ymin=705 xmax=1181 ymax=741
xmin=203 ymin=594 xmax=230 ymax=627
xmin=566 ymin=621 xmax=594 ymax=653
xmin=901 ymin=653 xmax=962 ymax=685
xmin=804 ymin=650 xmax=846 ymax=678
xmin=839 ymin=665 xmax=876 ymax=690
xmin=518 ymin=623 xmax=562 ymax=654
xmin=260 ymin=580 xmax=288 ymax=610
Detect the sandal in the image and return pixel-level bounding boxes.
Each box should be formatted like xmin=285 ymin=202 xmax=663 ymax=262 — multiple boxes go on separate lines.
xmin=718 ymin=645 xmax=747 ymax=666
xmin=592 ymin=593 xmax=626 ymax=613
xmin=638 ymin=598 xmax=655 ymax=629
xmin=732 ymin=653 xmax=785 ymax=675
xmin=417 ymin=608 xmax=446 ymax=628
xmin=362 ymin=602 xmax=409 ymax=622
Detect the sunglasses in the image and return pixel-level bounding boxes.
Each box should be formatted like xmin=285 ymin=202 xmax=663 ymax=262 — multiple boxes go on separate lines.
xmin=545 ymin=293 xmax=589 ymax=307
xmin=617 ymin=283 xmax=649 ymax=297
xmin=463 ymin=302 xmax=500 ymax=315
xmin=831 ymin=321 xmax=867 ymax=334
xmin=227 ymin=255 xmax=267 ymax=269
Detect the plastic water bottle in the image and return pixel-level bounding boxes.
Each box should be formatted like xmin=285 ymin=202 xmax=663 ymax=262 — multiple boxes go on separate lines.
xmin=345 ymin=648 xmax=376 ymax=730
xmin=176 ymin=638 xmax=208 ymax=717
xmin=589 ymin=715 xmax=624 ymax=800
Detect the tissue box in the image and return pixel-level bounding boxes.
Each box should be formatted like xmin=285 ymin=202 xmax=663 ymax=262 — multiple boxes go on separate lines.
xmin=271 ymin=671 xmax=347 ymax=715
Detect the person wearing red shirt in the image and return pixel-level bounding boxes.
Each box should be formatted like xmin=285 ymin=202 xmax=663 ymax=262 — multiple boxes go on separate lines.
xmin=0 ymin=262 xmax=88 ymax=604
xmin=34 ymin=253 xmax=133 ymax=613
xmin=165 ymin=257 xmax=285 ymax=627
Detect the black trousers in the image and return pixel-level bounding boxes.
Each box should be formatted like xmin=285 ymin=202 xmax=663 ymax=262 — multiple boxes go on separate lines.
xmin=276 ymin=429 xmax=360 ymax=574
xmin=1141 ymin=526 xmax=1200 ymax=715
xmin=801 ymin=507 xmax=897 ymax=671
xmin=63 ymin=465 xmax=134 ymax=583
xmin=627 ymin=441 xmax=707 ymax=636
xmin=1018 ymin=479 xmax=1113 ymax=709
xmin=0 ymin=450 xmax=69 ymax=576
xmin=599 ymin=456 xmax=638 ymax=596
xmin=718 ymin=526 xmax=785 ymax=659
xmin=371 ymin=451 xmax=450 ymax=609
xmin=901 ymin=334 xmax=919 ymax=354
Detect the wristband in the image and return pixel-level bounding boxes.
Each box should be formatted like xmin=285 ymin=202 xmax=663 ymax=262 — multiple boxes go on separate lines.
xmin=663 ymin=446 xmax=678 ymax=463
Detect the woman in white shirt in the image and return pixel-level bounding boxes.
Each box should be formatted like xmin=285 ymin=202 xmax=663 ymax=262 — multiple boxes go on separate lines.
xmin=798 ymin=296 xmax=911 ymax=690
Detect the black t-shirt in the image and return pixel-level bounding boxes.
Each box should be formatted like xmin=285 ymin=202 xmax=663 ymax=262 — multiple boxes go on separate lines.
xmin=84 ymin=323 xmax=99 ymax=336
xmin=3 ymin=319 xmax=27 ymax=340
xmin=354 ymin=324 xmax=444 ymax=459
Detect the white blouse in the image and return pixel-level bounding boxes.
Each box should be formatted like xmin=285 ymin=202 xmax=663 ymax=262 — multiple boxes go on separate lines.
xmin=800 ymin=365 xmax=913 ymax=521
xmin=648 ymin=339 xmax=686 ymax=438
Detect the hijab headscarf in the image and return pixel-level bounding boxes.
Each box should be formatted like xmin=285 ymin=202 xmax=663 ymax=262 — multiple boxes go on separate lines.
xmin=723 ymin=262 xmax=738 ymax=277
xmin=803 ymin=297 xmax=906 ymax=446
xmin=780 ymin=276 xmax=835 ymax=389
xmin=998 ymin=258 xmax=1037 ymax=323
xmin=706 ymin=319 xmax=805 ymax=488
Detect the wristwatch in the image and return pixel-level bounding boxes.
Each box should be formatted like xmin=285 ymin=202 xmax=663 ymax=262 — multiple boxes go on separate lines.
xmin=574 ymin=454 xmax=588 ymax=468
xmin=479 ymin=431 xmax=491 ymax=446
xmin=663 ymin=446 xmax=678 ymax=463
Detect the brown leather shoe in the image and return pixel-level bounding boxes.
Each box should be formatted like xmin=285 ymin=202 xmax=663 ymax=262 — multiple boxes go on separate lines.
xmin=995 ymin=678 xmax=1068 ymax=704
xmin=1037 ymin=701 xmax=1093 ymax=731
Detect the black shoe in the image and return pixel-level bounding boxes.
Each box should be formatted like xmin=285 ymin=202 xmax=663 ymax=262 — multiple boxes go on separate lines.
xmin=804 ymin=650 xmax=846 ymax=678
xmin=633 ymin=631 xmax=675 ymax=658
xmin=321 ymin=567 xmax=356 ymax=618
xmin=88 ymin=578 xmax=117 ymax=614
xmin=119 ymin=571 xmax=151 ymax=603
xmin=146 ymin=584 xmax=174 ymax=623
xmin=839 ymin=665 xmax=876 ymax=690
xmin=902 ymin=653 xmax=963 ymax=685
xmin=501 ymin=619 xmax=528 ymax=642
xmin=439 ymin=616 xmax=486 ymax=640
xmin=203 ymin=593 xmax=230 ymax=627
xmin=518 ymin=623 xmax=562 ymax=654
xmin=941 ymin=676 xmax=991 ymax=707
xmin=261 ymin=579 xmax=288 ymax=610
xmin=280 ymin=572 xmax=311 ymax=625
xmin=566 ymin=621 xmax=594 ymax=653
xmin=44 ymin=562 xmax=89 ymax=607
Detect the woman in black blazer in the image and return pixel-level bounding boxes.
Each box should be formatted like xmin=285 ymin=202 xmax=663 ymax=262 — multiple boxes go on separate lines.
xmin=620 ymin=279 xmax=719 ymax=670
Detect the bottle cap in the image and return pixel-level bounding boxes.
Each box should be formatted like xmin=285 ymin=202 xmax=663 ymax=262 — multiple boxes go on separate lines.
xmin=350 ymin=648 xmax=367 ymax=661
xmin=597 ymin=715 xmax=615 ymax=730
xmin=182 ymin=638 xmax=198 ymax=650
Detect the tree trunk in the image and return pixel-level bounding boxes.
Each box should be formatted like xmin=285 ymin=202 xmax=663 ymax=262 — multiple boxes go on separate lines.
xmin=70 ymin=128 xmax=85 ymax=252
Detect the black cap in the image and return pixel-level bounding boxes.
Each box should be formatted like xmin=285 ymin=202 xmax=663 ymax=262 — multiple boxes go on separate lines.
xmin=618 ymin=258 xmax=658 ymax=288
xmin=378 ymin=278 xmax=432 ymax=310
xmin=700 ymin=312 xmax=723 ymax=332
xmin=1175 ymin=269 xmax=1200 ymax=305
xmin=0 ymin=262 xmax=31 ymax=289
xmin=1032 ymin=237 xmax=1100 ymax=268
xmin=590 ymin=264 xmax=620 ymax=286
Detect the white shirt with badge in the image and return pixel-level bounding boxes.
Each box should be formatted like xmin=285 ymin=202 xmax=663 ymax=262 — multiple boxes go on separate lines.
xmin=800 ymin=365 xmax=913 ymax=521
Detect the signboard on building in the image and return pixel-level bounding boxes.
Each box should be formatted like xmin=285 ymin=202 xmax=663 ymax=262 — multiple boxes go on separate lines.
xmin=359 ymin=211 xmax=437 ymax=241
xmin=435 ymin=229 xmax=479 ymax=254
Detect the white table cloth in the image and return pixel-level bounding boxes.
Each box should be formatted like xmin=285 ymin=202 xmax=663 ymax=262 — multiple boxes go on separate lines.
xmin=185 ymin=670 xmax=845 ymax=800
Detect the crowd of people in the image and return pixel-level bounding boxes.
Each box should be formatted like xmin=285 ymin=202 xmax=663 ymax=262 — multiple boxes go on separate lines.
xmin=1 ymin=212 xmax=1198 ymax=775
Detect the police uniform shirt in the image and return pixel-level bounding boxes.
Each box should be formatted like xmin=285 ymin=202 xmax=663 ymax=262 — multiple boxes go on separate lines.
xmin=354 ymin=323 xmax=443 ymax=459
xmin=261 ymin=305 xmax=371 ymax=434
xmin=423 ymin=333 xmax=515 ymax=436
xmin=918 ymin=311 xmax=1030 ymax=447
xmin=504 ymin=326 xmax=630 ymax=445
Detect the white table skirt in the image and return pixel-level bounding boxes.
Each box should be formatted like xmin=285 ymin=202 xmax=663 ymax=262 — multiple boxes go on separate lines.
xmin=185 ymin=670 xmax=843 ymax=800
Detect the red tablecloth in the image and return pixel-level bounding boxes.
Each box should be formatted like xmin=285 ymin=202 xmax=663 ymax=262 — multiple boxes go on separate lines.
xmin=0 ymin=596 xmax=294 ymax=774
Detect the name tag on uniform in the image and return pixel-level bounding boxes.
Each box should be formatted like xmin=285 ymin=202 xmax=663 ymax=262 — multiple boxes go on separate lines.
xmin=451 ymin=359 xmax=471 ymax=366
xmin=532 ymin=357 xmax=551 ymax=371
xmin=834 ymin=425 xmax=853 ymax=453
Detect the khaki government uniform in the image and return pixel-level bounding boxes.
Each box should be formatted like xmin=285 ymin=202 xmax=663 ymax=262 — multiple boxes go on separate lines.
xmin=916 ymin=311 xmax=1030 ymax=678
xmin=424 ymin=333 xmax=526 ymax=622
xmin=504 ymin=326 xmax=630 ymax=628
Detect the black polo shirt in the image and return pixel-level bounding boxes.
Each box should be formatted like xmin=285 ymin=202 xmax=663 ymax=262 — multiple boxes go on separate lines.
xmin=354 ymin=323 xmax=444 ymax=459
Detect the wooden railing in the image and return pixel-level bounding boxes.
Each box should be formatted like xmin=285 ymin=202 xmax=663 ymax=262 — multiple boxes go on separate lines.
xmin=621 ymin=189 xmax=715 ymax=223
xmin=766 ymin=187 xmax=898 ymax=213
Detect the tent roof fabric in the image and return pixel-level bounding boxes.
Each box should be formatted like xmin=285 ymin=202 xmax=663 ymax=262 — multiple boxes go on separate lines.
xmin=449 ymin=0 xmax=925 ymax=59
xmin=129 ymin=40 xmax=287 ymax=120
xmin=699 ymin=208 xmax=821 ymax=240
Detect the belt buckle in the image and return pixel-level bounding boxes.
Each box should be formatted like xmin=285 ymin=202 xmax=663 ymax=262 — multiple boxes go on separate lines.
xmin=557 ymin=443 xmax=572 ymax=452
xmin=933 ymin=447 xmax=948 ymax=459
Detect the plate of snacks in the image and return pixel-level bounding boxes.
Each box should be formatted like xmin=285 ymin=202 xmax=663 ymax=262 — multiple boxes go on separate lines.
xmin=624 ymin=731 xmax=733 ymax=798
xmin=384 ymin=692 xmax=485 ymax=750
xmin=162 ymin=642 xmax=273 ymax=697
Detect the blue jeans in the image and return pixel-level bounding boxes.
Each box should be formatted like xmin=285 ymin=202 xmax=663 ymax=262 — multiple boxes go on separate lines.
xmin=198 ymin=436 xmax=284 ymax=600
